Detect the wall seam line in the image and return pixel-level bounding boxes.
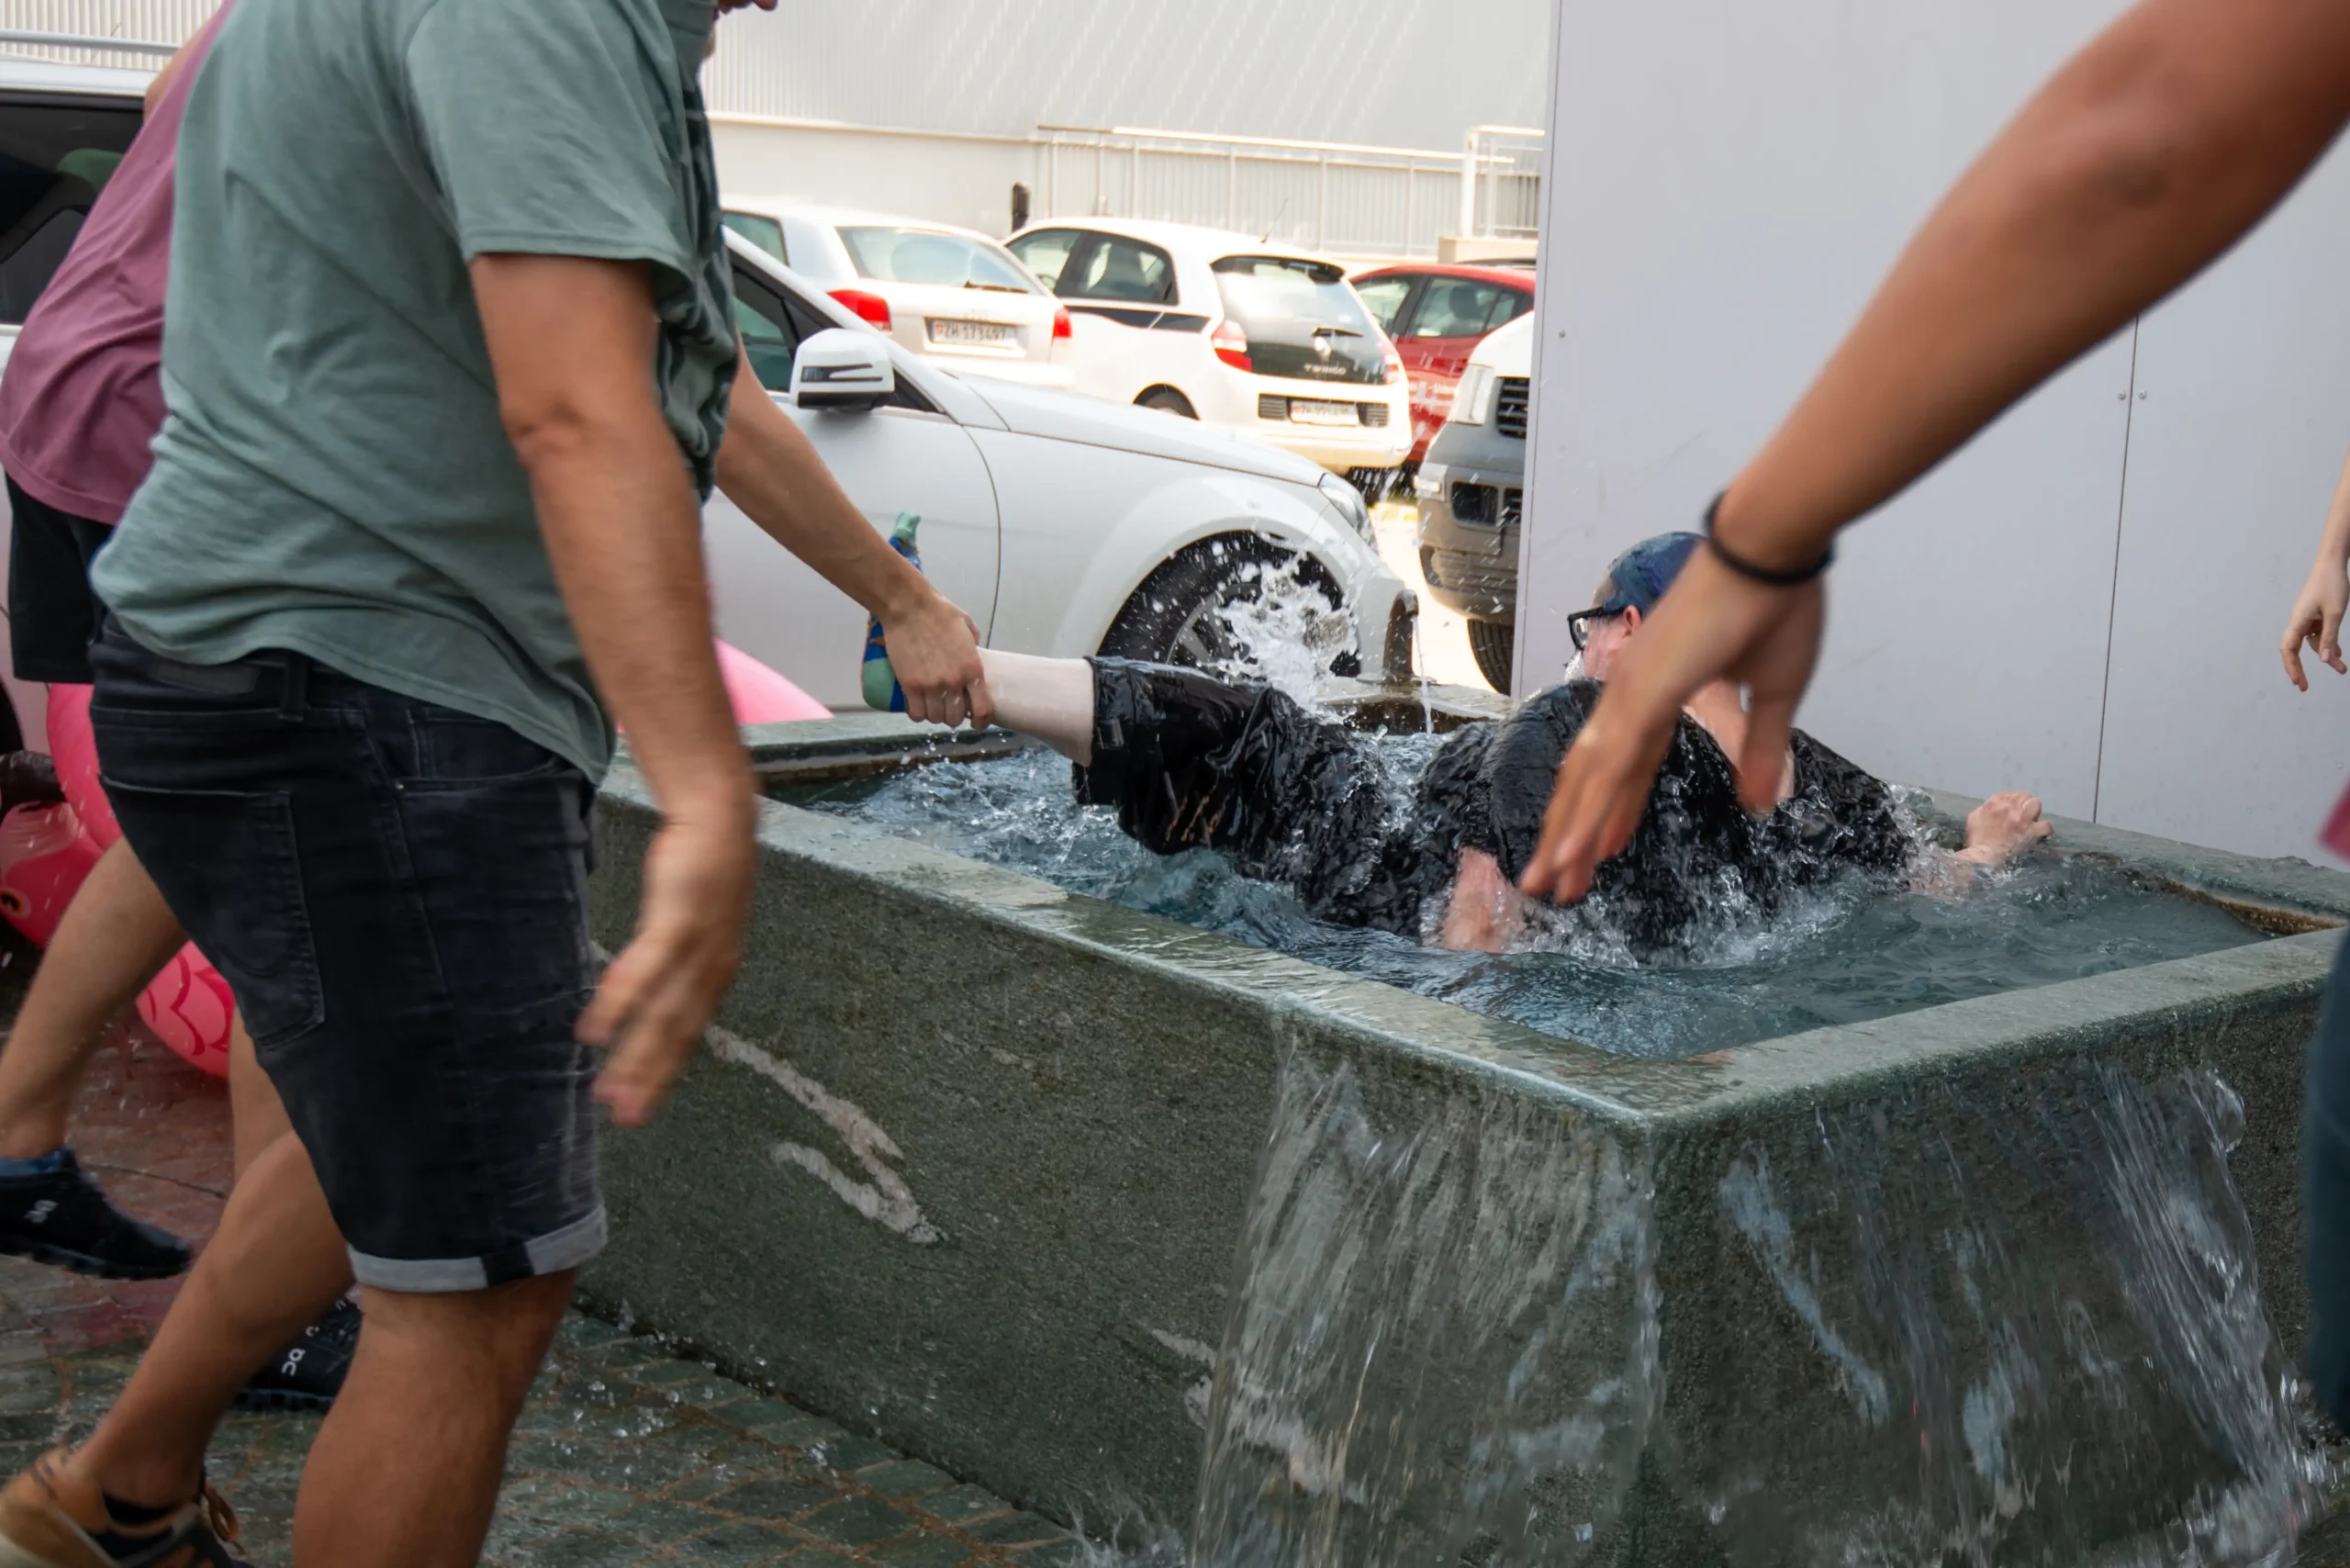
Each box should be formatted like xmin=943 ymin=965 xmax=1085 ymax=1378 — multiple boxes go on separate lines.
xmin=2090 ymin=319 xmax=2143 ymax=823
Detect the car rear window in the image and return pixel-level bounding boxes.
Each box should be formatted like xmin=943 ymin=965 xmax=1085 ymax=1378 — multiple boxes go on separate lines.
xmin=0 ymin=94 xmax=143 ymax=324
xmin=839 ymin=227 xmax=1036 ymax=294
xmin=1212 ymin=255 xmax=1385 ymax=385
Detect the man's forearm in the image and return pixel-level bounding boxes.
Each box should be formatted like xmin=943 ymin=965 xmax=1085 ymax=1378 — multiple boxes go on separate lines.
xmin=2316 ymin=449 xmax=2350 ymax=575
xmin=1715 ymin=0 xmax=2350 ymax=567
xmin=715 ymin=358 xmax=929 ymax=621
xmin=523 ymin=413 xmax=750 ymax=816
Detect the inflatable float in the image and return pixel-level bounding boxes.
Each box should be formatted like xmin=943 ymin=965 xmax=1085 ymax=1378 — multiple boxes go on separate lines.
xmin=0 ymin=640 xmax=823 ymax=1079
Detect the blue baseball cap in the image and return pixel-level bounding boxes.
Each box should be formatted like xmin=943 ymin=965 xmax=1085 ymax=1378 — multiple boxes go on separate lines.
xmin=1595 ymin=532 xmax=1703 ymax=615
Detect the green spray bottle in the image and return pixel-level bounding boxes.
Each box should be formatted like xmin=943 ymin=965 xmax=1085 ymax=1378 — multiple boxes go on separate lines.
xmin=860 ymin=512 xmax=922 ymax=711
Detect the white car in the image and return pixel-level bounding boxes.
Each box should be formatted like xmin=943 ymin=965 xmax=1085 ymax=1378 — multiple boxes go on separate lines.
xmin=1003 ymin=219 xmax=1414 ymax=487
xmin=712 ymin=233 xmax=1415 ymax=708
xmin=722 ymin=199 xmax=1074 ymax=391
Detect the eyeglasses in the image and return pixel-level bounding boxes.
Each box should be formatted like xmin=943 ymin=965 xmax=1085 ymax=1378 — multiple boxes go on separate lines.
xmin=1566 ymin=605 xmax=1621 ymax=652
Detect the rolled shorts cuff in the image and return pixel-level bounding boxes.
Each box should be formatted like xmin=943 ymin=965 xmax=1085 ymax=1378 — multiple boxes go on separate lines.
xmin=347 ymin=1204 xmax=608 ymax=1294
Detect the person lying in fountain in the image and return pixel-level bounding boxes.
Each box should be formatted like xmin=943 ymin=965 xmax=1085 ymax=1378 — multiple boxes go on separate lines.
xmin=975 ymin=531 xmax=2049 ymax=958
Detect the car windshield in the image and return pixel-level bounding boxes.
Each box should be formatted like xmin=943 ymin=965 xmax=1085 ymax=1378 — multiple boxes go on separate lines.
xmin=839 ymin=227 xmax=1037 ymax=294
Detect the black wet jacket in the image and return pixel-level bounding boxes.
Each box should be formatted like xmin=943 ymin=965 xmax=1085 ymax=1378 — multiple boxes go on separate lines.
xmin=1074 ymin=662 xmax=1914 ymax=958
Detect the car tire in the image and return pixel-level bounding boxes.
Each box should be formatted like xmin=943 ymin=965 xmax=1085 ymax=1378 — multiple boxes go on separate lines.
xmin=1136 ymin=386 xmax=1197 ymax=419
xmin=1466 ymin=618 xmax=1515 ymax=693
xmin=1100 ymin=536 xmax=1348 ymax=673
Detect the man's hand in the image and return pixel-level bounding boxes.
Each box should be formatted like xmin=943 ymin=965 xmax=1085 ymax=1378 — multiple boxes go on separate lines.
xmin=714 ymin=349 xmax=991 ymax=726
xmin=577 ymin=803 xmax=755 ymax=1126
xmin=878 ymin=594 xmax=992 ymax=729
xmin=1438 ymin=847 xmax=1529 ymax=952
xmin=1957 ymin=791 xmax=2052 ymax=866
xmin=1520 ymin=546 xmax=1823 ymax=902
xmin=2284 ymin=565 xmax=2350 ymax=690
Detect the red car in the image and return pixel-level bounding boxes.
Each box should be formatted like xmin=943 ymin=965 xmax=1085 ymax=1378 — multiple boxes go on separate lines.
xmin=1349 ymin=263 xmax=1535 ymax=465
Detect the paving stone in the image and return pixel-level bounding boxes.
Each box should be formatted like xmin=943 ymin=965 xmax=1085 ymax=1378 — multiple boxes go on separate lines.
xmin=967 ymin=1513 xmax=1065 ymax=1549
xmin=670 ymin=1518 xmax=805 ymax=1564
xmin=866 ymin=1534 xmax=980 ymax=1568
xmin=915 ymin=1484 xmax=1014 ymax=1527
xmin=711 ymin=1475 xmax=834 ymax=1521
xmin=610 ymin=1497 xmax=726 ymax=1546
xmin=799 ymin=1495 xmax=920 ymax=1549
xmin=1005 ymin=1542 xmax=1086 ymax=1568
xmin=856 ymin=1459 xmax=958 ymax=1499
xmin=804 ymin=1434 xmax=899 ymax=1473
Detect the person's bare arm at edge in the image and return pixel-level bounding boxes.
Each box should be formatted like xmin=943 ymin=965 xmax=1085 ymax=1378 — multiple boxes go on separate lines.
xmin=472 ymin=253 xmax=755 ymax=1128
xmin=2284 ymin=444 xmax=2350 ymax=689
xmin=715 ymin=350 xmax=991 ymax=728
xmin=1520 ymin=0 xmax=2350 ymax=902
xmin=142 ymin=31 xmax=201 ymax=113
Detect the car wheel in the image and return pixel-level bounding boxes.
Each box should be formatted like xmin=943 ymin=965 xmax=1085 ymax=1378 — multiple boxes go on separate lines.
xmin=1101 ymin=536 xmax=1349 ymax=675
xmin=1466 ymin=618 xmax=1515 ymax=693
xmin=1136 ymin=386 xmax=1197 ymax=419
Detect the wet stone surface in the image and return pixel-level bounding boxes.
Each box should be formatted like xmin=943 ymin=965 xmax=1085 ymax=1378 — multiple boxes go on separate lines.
xmin=0 ymin=935 xmax=1080 ymax=1568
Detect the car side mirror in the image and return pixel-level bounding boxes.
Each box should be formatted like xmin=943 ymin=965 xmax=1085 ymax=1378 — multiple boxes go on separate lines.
xmin=791 ymin=328 xmax=896 ymax=412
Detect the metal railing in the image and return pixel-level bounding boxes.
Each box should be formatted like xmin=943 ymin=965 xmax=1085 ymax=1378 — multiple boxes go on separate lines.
xmin=1035 ymin=123 xmax=1542 ymax=260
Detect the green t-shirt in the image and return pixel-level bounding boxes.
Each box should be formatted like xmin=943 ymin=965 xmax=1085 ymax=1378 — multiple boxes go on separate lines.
xmin=93 ymin=0 xmax=738 ymax=777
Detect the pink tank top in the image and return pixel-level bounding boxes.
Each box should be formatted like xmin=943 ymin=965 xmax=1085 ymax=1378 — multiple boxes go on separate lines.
xmin=0 ymin=4 xmax=231 ymax=525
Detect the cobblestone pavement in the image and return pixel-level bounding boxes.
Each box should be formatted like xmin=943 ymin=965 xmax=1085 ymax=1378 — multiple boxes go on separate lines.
xmin=0 ymin=937 xmax=1085 ymax=1568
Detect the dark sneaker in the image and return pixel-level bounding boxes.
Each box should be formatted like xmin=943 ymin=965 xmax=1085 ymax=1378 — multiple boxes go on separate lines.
xmin=232 ymin=1296 xmax=359 ymax=1414
xmin=0 ymin=1150 xmax=189 ymax=1281
xmin=0 ymin=1449 xmax=249 ymax=1565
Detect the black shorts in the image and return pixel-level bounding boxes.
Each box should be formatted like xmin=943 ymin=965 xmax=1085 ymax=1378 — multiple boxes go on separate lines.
xmin=87 ymin=617 xmax=605 ymax=1292
xmin=6 ymin=478 xmax=109 ymax=686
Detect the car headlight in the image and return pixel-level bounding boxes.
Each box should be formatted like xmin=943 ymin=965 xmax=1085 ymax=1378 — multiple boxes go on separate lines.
xmin=1317 ymin=471 xmax=1374 ymax=542
xmin=1414 ymin=462 xmax=1449 ymax=501
xmin=1450 ymin=364 xmax=1494 ymax=426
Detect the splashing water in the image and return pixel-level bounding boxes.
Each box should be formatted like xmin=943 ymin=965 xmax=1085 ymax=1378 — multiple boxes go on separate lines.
xmin=1193 ymin=556 xmax=1360 ymax=706
xmin=1095 ymin=1058 xmax=2316 ymax=1568
xmin=795 ymin=746 xmax=2266 ymax=1058
xmin=1190 ymin=1056 xmax=1659 ymax=1568
xmin=1684 ymin=1067 xmax=2320 ymax=1566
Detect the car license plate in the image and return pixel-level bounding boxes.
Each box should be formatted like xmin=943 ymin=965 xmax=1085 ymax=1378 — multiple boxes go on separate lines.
xmin=1289 ymin=399 xmax=1360 ymax=427
xmin=928 ymin=319 xmax=1018 ymax=348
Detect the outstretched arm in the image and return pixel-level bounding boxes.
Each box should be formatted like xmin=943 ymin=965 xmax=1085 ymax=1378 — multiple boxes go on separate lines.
xmin=2284 ymin=447 xmax=2350 ymax=689
xmin=714 ymin=349 xmax=991 ymax=728
xmin=1523 ymin=0 xmax=2350 ymax=902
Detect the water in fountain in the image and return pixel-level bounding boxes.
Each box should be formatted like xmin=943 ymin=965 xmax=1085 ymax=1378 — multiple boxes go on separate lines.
xmin=799 ymin=745 xmax=2265 ymax=1058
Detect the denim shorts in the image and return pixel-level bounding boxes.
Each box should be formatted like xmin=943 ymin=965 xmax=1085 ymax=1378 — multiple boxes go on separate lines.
xmin=86 ymin=618 xmax=605 ymax=1292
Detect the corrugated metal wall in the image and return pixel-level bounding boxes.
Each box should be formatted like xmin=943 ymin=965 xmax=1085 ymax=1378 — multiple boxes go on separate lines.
xmin=0 ymin=0 xmax=1550 ymax=151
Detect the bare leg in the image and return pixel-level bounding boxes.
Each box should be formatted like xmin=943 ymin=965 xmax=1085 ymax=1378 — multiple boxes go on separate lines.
xmin=69 ymin=1135 xmax=352 ymax=1506
xmin=0 ymin=839 xmax=182 ymax=1158
xmin=225 ymin=1017 xmax=288 ymax=1182
xmin=979 ymin=649 xmax=1094 ymax=764
xmin=292 ymin=1272 xmax=573 ymax=1568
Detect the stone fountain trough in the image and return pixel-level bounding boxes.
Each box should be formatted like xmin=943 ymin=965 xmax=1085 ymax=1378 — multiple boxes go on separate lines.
xmin=579 ymin=690 xmax=2350 ymax=1565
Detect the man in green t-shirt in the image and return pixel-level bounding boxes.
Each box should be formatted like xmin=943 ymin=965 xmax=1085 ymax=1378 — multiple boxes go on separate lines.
xmin=0 ymin=2 xmax=991 ymax=1564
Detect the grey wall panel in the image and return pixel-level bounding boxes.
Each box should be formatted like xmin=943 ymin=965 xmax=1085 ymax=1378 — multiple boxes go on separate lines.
xmin=2089 ymin=139 xmax=2350 ymax=860
xmin=1520 ymin=0 xmax=2143 ymax=821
